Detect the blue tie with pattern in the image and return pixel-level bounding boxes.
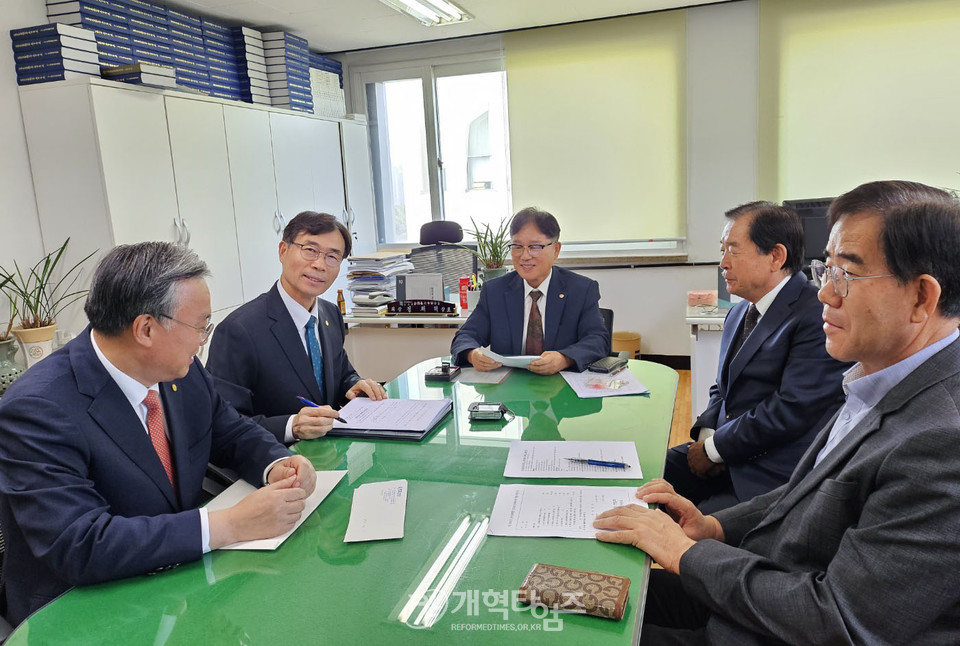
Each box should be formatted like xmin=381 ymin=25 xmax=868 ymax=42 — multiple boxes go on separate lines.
xmin=305 ymin=315 xmax=324 ymax=392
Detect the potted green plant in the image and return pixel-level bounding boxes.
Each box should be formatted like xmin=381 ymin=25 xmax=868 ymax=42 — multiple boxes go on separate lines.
xmin=459 ymin=216 xmax=512 ymax=281
xmin=0 ymin=238 xmax=95 ymax=368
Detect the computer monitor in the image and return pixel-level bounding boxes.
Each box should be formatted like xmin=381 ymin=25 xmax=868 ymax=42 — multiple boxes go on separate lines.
xmin=784 ymin=197 xmax=834 ymax=266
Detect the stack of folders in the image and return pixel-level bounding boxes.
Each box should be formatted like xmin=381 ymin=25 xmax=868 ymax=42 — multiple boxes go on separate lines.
xmin=200 ymin=16 xmax=239 ymax=100
xmin=233 ymin=25 xmax=269 ymax=105
xmin=262 ymin=31 xmax=313 ymax=113
xmin=308 ymin=52 xmax=345 ymax=118
xmin=45 ymin=0 xmax=131 ymax=68
xmin=346 ymin=253 xmax=414 ymax=316
xmin=101 ymin=61 xmax=176 ymax=88
xmin=11 ymin=23 xmax=101 ymax=85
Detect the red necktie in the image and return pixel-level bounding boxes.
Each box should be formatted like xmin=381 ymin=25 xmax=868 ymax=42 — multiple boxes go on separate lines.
xmin=525 ymin=290 xmax=544 ymax=355
xmin=143 ymin=390 xmax=175 ymax=487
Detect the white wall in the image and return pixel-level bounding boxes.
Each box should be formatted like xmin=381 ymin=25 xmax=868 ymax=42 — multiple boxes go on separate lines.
xmin=0 ymin=1 xmax=46 ymax=279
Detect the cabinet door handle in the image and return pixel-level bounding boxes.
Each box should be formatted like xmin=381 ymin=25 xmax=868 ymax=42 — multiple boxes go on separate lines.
xmin=181 ymin=218 xmax=191 ymax=246
xmin=273 ymin=211 xmax=282 ymax=234
xmin=173 ymin=217 xmax=183 ymax=245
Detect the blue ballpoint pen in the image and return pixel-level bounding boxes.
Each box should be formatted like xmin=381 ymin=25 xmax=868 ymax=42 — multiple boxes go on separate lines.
xmin=564 ymin=458 xmax=628 ymax=469
xmin=297 ymin=396 xmax=348 ymax=424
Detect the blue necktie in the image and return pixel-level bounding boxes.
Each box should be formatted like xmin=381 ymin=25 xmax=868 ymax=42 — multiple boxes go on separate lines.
xmin=305 ymin=315 xmax=324 ymax=392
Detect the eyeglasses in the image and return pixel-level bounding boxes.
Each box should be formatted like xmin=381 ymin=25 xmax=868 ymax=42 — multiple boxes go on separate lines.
xmin=160 ymin=314 xmax=214 ymax=345
xmin=290 ymin=242 xmax=344 ymax=268
xmin=509 ymin=241 xmax=556 ymax=257
xmin=810 ymin=259 xmax=894 ymax=298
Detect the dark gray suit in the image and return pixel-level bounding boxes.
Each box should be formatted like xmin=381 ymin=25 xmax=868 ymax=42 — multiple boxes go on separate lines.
xmin=672 ymin=337 xmax=960 ymax=644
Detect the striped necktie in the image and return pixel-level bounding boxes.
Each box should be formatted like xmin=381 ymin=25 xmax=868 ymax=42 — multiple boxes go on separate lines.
xmin=143 ymin=390 xmax=175 ymax=487
xmin=525 ymin=290 xmax=544 ymax=355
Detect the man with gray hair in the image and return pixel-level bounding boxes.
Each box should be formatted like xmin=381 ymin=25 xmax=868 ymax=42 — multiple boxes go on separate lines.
xmin=0 ymin=242 xmax=316 ymax=626
xmin=595 ymin=180 xmax=960 ymax=644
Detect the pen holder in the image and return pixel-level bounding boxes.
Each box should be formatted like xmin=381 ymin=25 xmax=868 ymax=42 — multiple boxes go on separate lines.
xmin=465 ymin=289 xmax=481 ymax=313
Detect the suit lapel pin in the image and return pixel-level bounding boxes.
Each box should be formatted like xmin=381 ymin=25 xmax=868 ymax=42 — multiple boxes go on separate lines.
xmin=559 ymin=294 xmax=565 ymax=299
xmin=324 ymin=320 xmax=330 ymax=326
xmin=171 ymin=384 xmax=177 ymax=392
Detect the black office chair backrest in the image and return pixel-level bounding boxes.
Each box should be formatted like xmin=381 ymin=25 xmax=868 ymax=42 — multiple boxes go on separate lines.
xmin=420 ymin=221 xmax=463 ymax=245
xmin=599 ymin=307 xmax=614 ymax=354
xmin=408 ymin=244 xmax=478 ymax=295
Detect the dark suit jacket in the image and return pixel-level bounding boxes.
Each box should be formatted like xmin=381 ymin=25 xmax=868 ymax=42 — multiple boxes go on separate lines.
xmin=693 ymin=272 xmax=849 ymax=501
xmin=450 ymin=266 xmax=609 ymax=371
xmin=206 ymin=284 xmax=361 ymax=441
xmin=681 ymin=337 xmax=960 ymax=645
xmin=0 ymin=329 xmax=290 ymax=625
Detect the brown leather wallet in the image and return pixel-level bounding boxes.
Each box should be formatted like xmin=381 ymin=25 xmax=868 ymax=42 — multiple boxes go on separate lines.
xmin=517 ymin=563 xmax=630 ymax=620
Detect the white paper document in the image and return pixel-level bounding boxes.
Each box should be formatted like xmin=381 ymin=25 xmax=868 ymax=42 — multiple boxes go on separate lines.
xmin=560 ymin=368 xmax=650 ymax=398
xmin=482 ymin=348 xmax=540 ymax=369
xmin=344 ymin=479 xmax=408 ymax=542
xmin=487 ymin=484 xmax=641 ymax=539
xmin=333 ymin=398 xmax=452 ymax=432
xmin=206 ymin=470 xmax=347 ymax=550
xmin=503 ymin=441 xmax=643 ymax=479
xmin=456 ymin=366 xmax=511 ymax=384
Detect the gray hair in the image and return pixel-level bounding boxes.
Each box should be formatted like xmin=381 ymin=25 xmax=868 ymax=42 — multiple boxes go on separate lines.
xmin=84 ymin=242 xmax=210 ymax=336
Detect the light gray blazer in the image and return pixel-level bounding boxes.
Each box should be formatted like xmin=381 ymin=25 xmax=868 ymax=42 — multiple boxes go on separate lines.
xmin=678 ymin=337 xmax=960 ymax=645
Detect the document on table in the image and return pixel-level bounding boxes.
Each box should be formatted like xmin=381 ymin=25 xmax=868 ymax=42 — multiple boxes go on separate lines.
xmin=481 ymin=348 xmax=540 ymax=369
xmin=344 ymin=479 xmax=407 ymax=542
xmin=488 ymin=484 xmax=642 ymax=539
xmin=503 ymin=441 xmax=643 ymax=479
xmin=207 ymin=470 xmax=347 ymax=550
xmin=330 ymin=398 xmax=452 ymax=437
xmin=456 ymin=366 xmax=511 ymax=384
xmin=560 ymin=368 xmax=650 ymax=398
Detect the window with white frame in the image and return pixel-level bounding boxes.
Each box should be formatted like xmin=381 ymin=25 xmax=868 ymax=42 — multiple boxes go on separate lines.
xmin=359 ymin=59 xmax=511 ymax=245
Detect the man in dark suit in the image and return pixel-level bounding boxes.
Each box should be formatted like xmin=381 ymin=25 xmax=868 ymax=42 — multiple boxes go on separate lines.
xmin=450 ymin=207 xmax=609 ymax=375
xmin=0 ymin=242 xmax=316 ymax=626
xmin=664 ymin=202 xmax=849 ymax=513
xmin=206 ymin=211 xmax=385 ymax=443
xmin=595 ymin=180 xmax=960 ymax=644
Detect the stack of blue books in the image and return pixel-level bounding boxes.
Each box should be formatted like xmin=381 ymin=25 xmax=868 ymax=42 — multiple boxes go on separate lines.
xmin=200 ymin=17 xmax=235 ymax=99
xmin=262 ymin=31 xmax=313 ymax=113
xmin=118 ymin=0 xmax=174 ymax=72
xmin=46 ymin=0 xmax=132 ymax=68
xmin=166 ymin=8 xmax=208 ymax=92
xmin=233 ymin=25 xmax=269 ymax=105
xmin=11 ymin=22 xmax=101 ymax=85
xmin=101 ymin=61 xmax=176 ymax=88
xmin=308 ymin=51 xmax=345 ymax=117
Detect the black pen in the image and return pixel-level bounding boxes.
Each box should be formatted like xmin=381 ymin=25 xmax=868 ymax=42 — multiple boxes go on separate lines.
xmin=297 ymin=396 xmax=347 ymax=424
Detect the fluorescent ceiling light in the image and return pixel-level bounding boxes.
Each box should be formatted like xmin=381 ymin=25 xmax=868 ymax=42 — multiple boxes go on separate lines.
xmin=378 ymin=0 xmax=473 ymax=26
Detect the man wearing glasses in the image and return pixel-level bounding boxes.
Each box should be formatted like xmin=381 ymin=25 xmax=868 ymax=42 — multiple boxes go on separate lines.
xmin=207 ymin=211 xmax=385 ymax=444
xmin=451 ymin=207 xmax=609 ymax=375
xmin=595 ymin=180 xmax=960 ymax=644
xmin=0 ymin=242 xmax=316 ymax=626
xmin=664 ymin=202 xmax=849 ymax=513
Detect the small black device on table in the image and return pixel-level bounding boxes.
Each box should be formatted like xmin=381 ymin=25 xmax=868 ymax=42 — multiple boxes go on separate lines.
xmin=425 ymin=361 xmax=460 ymax=382
xmin=468 ymin=401 xmax=510 ymax=421
xmin=587 ymin=356 xmax=628 ymax=373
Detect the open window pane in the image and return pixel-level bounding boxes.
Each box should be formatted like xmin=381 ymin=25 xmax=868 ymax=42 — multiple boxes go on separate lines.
xmin=436 ymin=71 xmax=511 ymax=233
xmin=366 ymin=78 xmax=432 ymax=244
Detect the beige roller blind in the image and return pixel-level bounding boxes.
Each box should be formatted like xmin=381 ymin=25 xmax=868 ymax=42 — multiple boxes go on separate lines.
xmin=504 ymin=12 xmax=686 ymax=242
xmin=760 ymin=0 xmax=960 ymax=199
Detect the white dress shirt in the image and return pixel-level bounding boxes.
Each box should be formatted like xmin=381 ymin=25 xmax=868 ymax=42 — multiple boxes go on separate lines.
xmin=276 ymin=281 xmax=322 ymax=442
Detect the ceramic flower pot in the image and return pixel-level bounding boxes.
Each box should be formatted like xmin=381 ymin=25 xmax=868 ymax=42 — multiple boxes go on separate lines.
xmin=0 ymin=338 xmax=23 ymax=395
xmin=12 ymin=323 xmax=57 ymax=369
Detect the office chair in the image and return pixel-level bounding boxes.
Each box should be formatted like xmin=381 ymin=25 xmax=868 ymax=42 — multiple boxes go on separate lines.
xmin=598 ymin=307 xmax=630 ymax=358
xmin=409 ymin=221 xmax=478 ymax=296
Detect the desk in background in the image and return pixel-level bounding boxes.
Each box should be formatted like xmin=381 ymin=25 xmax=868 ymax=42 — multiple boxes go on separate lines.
xmin=6 ymin=359 xmax=677 ymax=645
xmin=686 ymin=305 xmax=727 ymax=422
xmin=343 ymin=314 xmax=467 ymax=383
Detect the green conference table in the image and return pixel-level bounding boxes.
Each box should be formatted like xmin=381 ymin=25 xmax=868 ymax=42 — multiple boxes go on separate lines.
xmin=7 ymin=359 xmax=677 ymax=645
